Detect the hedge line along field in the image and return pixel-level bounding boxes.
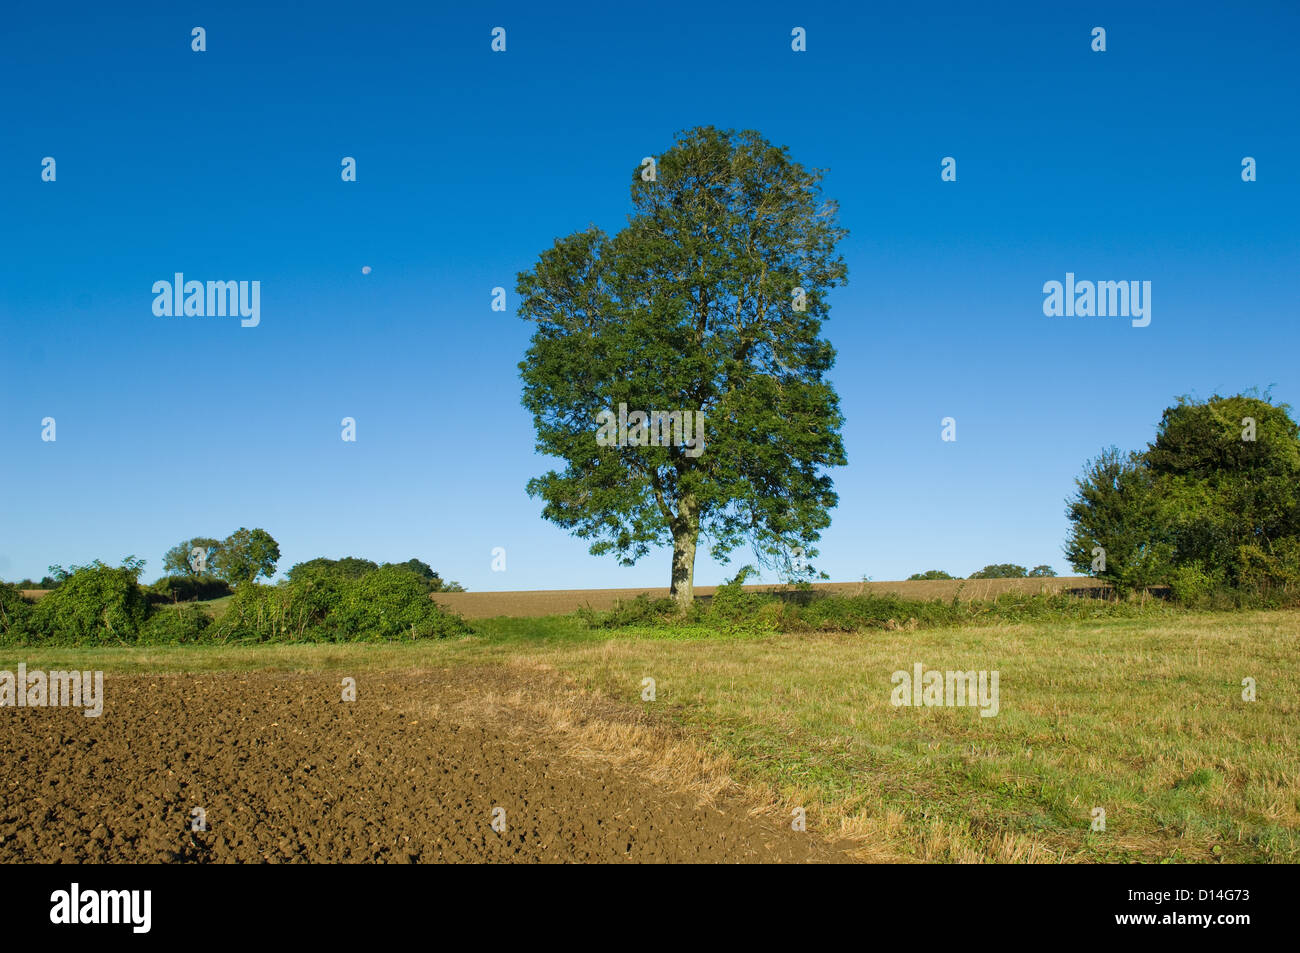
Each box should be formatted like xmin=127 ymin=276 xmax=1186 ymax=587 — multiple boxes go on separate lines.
xmin=427 ymin=576 xmax=1111 ymax=619
xmin=18 ymin=575 xmax=1108 ymax=618
xmin=3 ymin=604 xmax=1295 ymax=863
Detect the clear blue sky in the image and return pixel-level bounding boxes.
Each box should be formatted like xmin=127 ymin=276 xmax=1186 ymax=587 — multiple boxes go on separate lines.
xmin=2 ymin=0 xmax=1297 ymax=590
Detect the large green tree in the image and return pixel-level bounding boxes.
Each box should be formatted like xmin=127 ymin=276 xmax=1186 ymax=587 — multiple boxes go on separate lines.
xmin=1066 ymin=394 xmax=1300 ymax=595
xmin=516 ymin=127 xmax=848 ymax=606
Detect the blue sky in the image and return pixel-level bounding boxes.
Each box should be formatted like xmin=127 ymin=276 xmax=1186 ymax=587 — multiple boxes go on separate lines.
xmin=2 ymin=0 xmax=1297 ymax=590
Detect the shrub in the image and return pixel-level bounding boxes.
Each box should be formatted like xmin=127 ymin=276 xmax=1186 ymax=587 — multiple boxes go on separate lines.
xmin=0 ymin=583 xmax=34 ymax=643
xmin=25 ymin=562 xmax=151 ymax=645
xmin=139 ymin=603 xmax=213 ymax=643
xmin=210 ymin=566 xmax=471 ymax=642
xmin=704 ymin=566 xmax=778 ymax=630
xmin=147 ymin=575 xmax=232 ymax=603
xmin=210 ymin=583 xmax=291 ymax=641
xmin=1236 ymin=539 xmax=1300 ymax=596
xmin=581 ymin=593 xmax=680 ymax=628
xmin=328 ymin=565 xmax=469 ymax=640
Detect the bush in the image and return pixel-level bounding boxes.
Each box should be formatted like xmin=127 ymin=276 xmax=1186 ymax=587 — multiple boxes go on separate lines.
xmin=704 ymin=566 xmax=778 ymax=630
xmin=969 ymin=564 xmax=1028 ymax=579
xmin=580 ymin=587 xmax=1171 ymax=634
xmin=26 ymin=562 xmax=151 ymax=645
xmin=580 ymin=593 xmax=680 ymax=628
xmin=329 ymin=565 xmax=469 ymax=640
xmin=139 ymin=603 xmax=213 ymax=643
xmin=210 ymin=583 xmax=293 ymax=642
xmin=907 ymin=570 xmax=954 ymax=581
xmin=0 ymin=583 xmax=34 ymax=643
xmin=209 ymin=566 xmax=471 ymax=642
xmin=1236 ymin=539 xmax=1300 ymax=596
xmin=147 ymin=575 xmax=232 ymax=604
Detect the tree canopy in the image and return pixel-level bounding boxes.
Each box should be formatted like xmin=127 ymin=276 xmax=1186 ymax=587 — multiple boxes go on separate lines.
xmin=516 ymin=126 xmax=848 ymax=605
xmin=1066 ymin=393 xmax=1300 ymax=596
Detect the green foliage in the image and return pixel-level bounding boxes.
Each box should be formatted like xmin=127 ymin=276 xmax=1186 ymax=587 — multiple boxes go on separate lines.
xmin=213 ymin=527 xmax=280 ymax=586
xmin=11 ymin=577 xmax=59 ymax=590
xmin=287 ymin=556 xmax=378 ymax=581
xmin=1066 ymin=446 xmax=1175 ymax=594
xmin=161 ymin=537 xmax=222 ymax=577
xmin=211 ymin=564 xmax=471 ymax=643
xmin=330 ymin=565 xmax=467 ymax=640
xmin=139 ymin=603 xmax=213 ymax=643
xmin=581 ymin=588 xmax=1168 ymax=635
xmin=969 ymin=564 xmax=1028 ymax=579
xmin=1167 ymin=562 xmax=1225 ymax=608
xmin=3 ymin=551 xmax=469 ymax=646
xmin=211 ymin=583 xmax=291 ymax=641
xmin=578 ymin=593 xmax=680 ymax=628
xmin=1067 ymin=394 xmax=1300 ymax=599
xmin=1235 ymin=538 xmax=1300 ymax=595
xmin=1027 ymin=565 xmax=1057 ymax=578
xmin=0 ymin=583 xmax=33 ymax=643
xmin=516 ymin=126 xmax=849 ymax=601
xmin=907 ymin=570 xmax=954 ymax=580
xmin=24 ymin=560 xmax=151 ymax=645
xmin=704 ymin=566 xmax=777 ymax=630
xmin=147 ymin=575 xmax=232 ymax=603
xmin=288 ymin=557 xmax=465 ymax=593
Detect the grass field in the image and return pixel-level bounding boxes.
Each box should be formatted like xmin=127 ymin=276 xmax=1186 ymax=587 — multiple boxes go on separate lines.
xmin=8 ymin=606 xmax=1296 ymax=863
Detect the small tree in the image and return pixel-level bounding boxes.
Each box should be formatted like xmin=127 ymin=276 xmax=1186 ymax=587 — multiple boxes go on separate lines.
xmin=162 ymin=537 xmax=222 ymax=577
xmin=213 ymin=528 xmax=280 ymax=586
xmin=1027 ymin=565 xmax=1057 ymax=577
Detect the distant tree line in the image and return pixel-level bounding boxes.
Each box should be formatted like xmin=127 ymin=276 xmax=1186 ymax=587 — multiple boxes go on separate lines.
xmin=906 ymin=565 xmax=1057 ymax=581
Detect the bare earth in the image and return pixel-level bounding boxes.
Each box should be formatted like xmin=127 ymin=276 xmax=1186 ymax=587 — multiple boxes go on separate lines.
xmin=0 ymin=666 xmax=844 ymax=863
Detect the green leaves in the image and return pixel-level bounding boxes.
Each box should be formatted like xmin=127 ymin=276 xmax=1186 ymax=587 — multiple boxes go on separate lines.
xmin=25 ymin=562 xmax=151 ymax=645
xmin=212 ymin=527 xmax=280 ymax=587
xmin=1066 ymin=394 xmax=1300 ymax=597
xmin=969 ymin=565 xmax=1029 ymax=579
xmin=516 ymin=127 xmax=848 ymax=597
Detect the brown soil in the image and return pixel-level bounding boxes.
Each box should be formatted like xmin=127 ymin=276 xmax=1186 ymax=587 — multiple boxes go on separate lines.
xmin=0 ymin=666 xmax=844 ymax=863
xmin=17 ymin=577 xmax=1108 ymax=618
xmin=431 ymin=576 xmax=1108 ymax=619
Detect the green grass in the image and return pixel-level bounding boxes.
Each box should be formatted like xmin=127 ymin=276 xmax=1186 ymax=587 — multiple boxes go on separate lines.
xmin=4 ymin=609 xmax=1296 ymax=863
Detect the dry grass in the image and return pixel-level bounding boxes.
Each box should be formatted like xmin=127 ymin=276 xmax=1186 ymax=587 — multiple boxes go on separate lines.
xmin=9 ymin=606 xmax=1295 ymax=863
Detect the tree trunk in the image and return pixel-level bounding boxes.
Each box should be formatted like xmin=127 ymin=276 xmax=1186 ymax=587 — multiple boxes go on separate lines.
xmin=669 ymin=496 xmax=699 ymax=608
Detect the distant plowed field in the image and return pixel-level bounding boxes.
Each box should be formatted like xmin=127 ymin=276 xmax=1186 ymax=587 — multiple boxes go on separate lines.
xmin=431 ymin=577 xmax=1108 ymax=619
xmin=18 ymin=577 xmax=1109 ymax=620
